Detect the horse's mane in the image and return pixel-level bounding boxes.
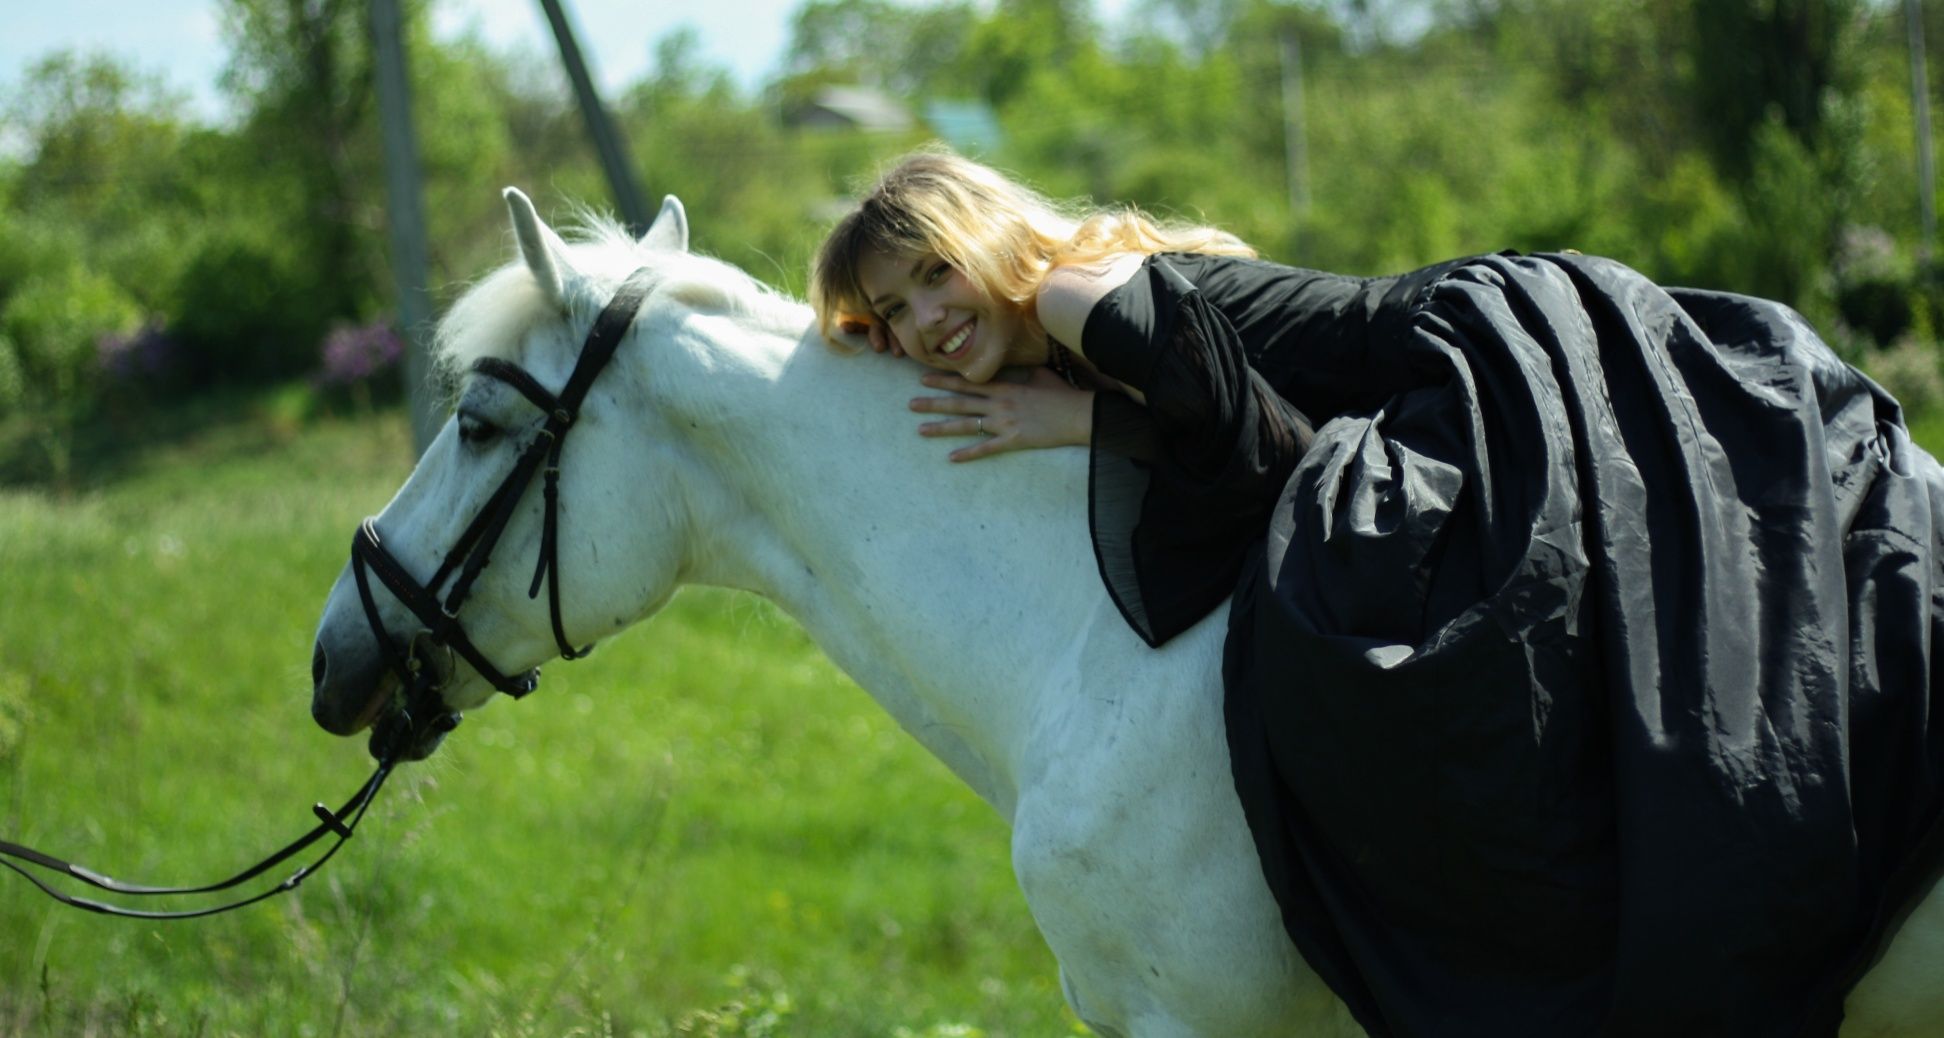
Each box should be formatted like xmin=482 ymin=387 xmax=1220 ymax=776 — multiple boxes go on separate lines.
xmin=433 ymin=209 xmax=809 ymax=383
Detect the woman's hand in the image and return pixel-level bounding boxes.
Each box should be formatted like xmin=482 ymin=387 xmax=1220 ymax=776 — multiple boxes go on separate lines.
xmin=911 ymin=366 xmax=1092 ymax=462
xmin=838 ymin=317 xmax=905 ymax=357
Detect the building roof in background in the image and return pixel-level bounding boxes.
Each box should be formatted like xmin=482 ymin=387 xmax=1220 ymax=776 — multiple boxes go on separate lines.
xmin=793 ymin=85 xmax=913 ymax=132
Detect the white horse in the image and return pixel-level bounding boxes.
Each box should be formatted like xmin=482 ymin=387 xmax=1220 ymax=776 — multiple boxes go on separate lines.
xmin=310 ymin=189 xmax=1944 ymax=1037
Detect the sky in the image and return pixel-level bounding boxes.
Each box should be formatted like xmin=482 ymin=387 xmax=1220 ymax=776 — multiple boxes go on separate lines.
xmin=1 ymin=0 xmax=1135 ymax=124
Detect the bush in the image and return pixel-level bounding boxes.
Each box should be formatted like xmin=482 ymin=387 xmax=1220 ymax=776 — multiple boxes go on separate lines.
xmin=1732 ymin=118 xmax=1845 ymax=323
xmin=1862 ymin=336 xmax=1944 ymax=416
xmin=0 ymin=264 xmax=142 ymax=484
xmin=0 ymin=334 xmax=23 ymax=410
xmin=95 ymin=322 xmax=189 ymax=412
xmin=168 ymin=231 xmax=328 ymax=384
xmin=1833 ymin=226 xmax=1918 ymax=347
xmin=0 ymin=264 xmax=142 ymax=407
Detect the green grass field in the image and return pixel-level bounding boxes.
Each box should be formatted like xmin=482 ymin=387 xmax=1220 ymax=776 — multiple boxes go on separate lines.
xmin=0 ymin=401 xmax=1072 ymax=1037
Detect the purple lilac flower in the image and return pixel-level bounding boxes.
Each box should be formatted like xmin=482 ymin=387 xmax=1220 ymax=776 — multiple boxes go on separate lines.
xmin=317 ymin=321 xmax=406 ymax=387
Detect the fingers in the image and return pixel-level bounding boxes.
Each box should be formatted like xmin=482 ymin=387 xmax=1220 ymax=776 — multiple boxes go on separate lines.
xmin=850 ymin=320 xmax=905 ymax=357
xmin=906 ymin=368 xmax=1088 ymax=462
xmin=918 ymin=416 xmax=989 ymax=438
xmin=909 ymin=389 xmax=991 ymax=415
xmin=950 ymin=439 xmax=1004 ymax=462
xmin=917 ymin=410 xmax=1027 ymax=462
xmin=919 ymin=372 xmax=978 ymax=393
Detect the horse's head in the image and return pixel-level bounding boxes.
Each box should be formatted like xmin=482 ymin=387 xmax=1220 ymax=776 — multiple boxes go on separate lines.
xmin=311 ymin=187 xmax=717 ymax=760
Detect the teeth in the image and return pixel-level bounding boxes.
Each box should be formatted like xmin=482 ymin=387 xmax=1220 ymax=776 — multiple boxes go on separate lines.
xmin=938 ymin=323 xmax=971 ymax=356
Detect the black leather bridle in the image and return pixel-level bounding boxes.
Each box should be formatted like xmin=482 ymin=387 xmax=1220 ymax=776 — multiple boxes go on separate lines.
xmin=350 ymin=266 xmax=656 ymax=705
xmin=0 ymin=267 xmax=657 ymax=919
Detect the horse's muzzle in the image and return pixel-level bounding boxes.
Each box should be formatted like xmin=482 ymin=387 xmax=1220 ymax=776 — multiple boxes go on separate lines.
xmin=310 ymin=638 xmax=395 ymax=736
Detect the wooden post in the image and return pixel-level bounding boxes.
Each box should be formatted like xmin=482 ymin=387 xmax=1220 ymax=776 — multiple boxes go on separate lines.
xmin=1281 ymin=29 xmax=1310 ymax=217
xmin=537 ymin=0 xmax=651 ymax=235
xmin=1911 ymin=0 xmax=1937 ymax=265
xmin=370 ymin=0 xmax=440 ymax=456
xmin=1912 ymin=0 xmax=1928 ymax=266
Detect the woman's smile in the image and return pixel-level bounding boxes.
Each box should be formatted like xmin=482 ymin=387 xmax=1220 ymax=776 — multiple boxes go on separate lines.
xmin=935 ymin=318 xmax=975 ymax=360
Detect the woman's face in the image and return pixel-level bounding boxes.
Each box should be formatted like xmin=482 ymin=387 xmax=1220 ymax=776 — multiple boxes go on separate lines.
xmin=856 ymin=248 xmax=1042 ymax=383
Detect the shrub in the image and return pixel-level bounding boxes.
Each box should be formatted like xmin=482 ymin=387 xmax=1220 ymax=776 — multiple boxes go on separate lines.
xmin=0 ymin=264 xmax=142 ymax=407
xmin=1833 ymin=226 xmax=1917 ymax=347
xmin=0 ymin=334 xmax=22 ymax=410
xmin=168 ymin=232 xmax=328 ymax=384
xmin=1862 ymin=335 xmax=1944 ymax=416
xmin=97 ymin=322 xmax=184 ymax=383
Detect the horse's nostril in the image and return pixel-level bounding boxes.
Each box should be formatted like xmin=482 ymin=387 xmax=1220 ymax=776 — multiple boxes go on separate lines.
xmin=312 ymin=642 xmax=328 ymax=691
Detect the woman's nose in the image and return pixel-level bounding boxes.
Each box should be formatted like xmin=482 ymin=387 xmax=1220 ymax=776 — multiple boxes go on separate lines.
xmin=912 ymin=293 xmax=947 ymax=334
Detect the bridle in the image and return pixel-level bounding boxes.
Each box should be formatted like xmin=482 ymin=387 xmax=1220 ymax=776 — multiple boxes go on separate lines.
xmin=0 ymin=267 xmax=657 ymax=919
xmin=350 ymin=266 xmax=656 ymax=705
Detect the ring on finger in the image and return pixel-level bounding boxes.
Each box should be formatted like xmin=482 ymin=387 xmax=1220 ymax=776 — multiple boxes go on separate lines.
xmin=977 ymin=416 xmax=985 ymax=436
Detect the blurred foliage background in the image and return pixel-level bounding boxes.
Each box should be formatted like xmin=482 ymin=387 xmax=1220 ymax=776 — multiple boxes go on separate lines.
xmin=3 ymin=2 xmax=1943 ymax=1032
xmin=3 ymin=0 xmax=1943 ymax=485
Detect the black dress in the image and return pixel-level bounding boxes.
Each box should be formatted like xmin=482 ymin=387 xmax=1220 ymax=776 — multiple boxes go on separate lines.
xmin=1080 ymin=251 xmax=1944 ymax=1038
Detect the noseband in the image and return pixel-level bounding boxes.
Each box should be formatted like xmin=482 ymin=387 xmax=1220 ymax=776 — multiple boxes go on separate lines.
xmin=351 ymin=266 xmax=658 ymax=708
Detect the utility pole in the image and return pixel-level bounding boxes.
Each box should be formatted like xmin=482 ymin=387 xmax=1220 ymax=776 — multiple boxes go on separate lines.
xmin=1280 ymin=29 xmax=1310 ymax=218
xmin=370 ymin=0 xmax=439 ymax=456
xmin=1911 ymin=0 xmax=1936 ymax=266
xmin=537 ymin=0 xmax=651 ymax=235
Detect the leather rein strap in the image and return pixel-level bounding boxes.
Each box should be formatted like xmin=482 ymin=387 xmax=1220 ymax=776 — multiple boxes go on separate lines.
xmin=0 ymin=267 xmax=656 ymax=920
xmin=0 ymin=680 xmax=449 ymax=920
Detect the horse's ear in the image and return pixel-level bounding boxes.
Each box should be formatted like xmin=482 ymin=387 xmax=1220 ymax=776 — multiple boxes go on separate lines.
xmin=642 ymin=195 xmax=688 ymax=253
xmin=503 ymin=187 xmax=574 ymax=309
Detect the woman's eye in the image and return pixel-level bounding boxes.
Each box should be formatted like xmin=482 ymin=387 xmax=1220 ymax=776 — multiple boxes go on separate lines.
xmin=881 ymin=303 xmax=904 ymax=321
xmin=458 ymin=415 xmax=500 ymax=446
xmin=927 ymin=262 xmax=948 ymax=283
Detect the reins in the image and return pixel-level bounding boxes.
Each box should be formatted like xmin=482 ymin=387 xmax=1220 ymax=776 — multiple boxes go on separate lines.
xmin=0 ymin=267 xmax=657 ymax=921
xmin=0 ymin=677 xmax=451 ymax=920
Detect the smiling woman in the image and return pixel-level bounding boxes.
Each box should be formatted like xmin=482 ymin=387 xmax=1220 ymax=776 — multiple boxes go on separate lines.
xmin=804 ymin=146 xmax=1944 ymax=1037
xmin=811 ymin=148 xmax=1254 ymax=462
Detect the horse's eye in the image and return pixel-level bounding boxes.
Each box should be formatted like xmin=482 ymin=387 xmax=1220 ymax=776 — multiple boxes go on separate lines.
xmin=457 ymin=414 xmax=501 ymax=446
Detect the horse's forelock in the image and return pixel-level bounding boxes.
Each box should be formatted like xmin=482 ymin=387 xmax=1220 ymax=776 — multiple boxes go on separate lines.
xmin=432 ymin=263 xmax=554 ymax=382
xmin=432 ymin=211 xmax=808 ymax=385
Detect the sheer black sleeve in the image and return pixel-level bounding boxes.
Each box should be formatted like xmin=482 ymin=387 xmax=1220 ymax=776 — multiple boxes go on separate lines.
xmin=1084 ymin=257 xmax=1322 ymax=647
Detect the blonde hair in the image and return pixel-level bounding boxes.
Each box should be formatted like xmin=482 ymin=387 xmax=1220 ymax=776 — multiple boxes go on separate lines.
xmin=809 ymin=147 xmax=1256 ymax=345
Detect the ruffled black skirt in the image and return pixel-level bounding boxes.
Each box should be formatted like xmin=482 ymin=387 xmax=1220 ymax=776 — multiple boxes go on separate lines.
xmin=1100 ymin=253 xmax=1944 ymax=1037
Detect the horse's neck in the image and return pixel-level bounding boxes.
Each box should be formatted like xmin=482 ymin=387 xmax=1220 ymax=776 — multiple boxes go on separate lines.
xmin=657 ymin=318 xmax=1109 ymax=818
